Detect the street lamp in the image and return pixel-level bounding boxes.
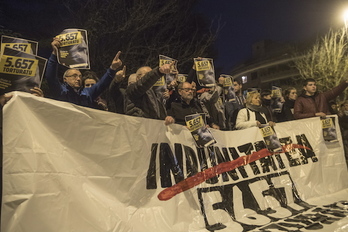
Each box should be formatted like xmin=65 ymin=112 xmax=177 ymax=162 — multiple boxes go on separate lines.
xmin=343 ymin=9 xmax=348 ymax=28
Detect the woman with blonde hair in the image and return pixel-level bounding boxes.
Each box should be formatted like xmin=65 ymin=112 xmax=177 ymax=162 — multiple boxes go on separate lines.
xmin=235 ymin=91 xmax=275 ymax=129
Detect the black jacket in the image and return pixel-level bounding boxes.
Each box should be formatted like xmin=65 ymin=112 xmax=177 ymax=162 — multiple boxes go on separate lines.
xmin=279 ymin=99 xmax=295 ymax=122
xmin=125 ymin=68 xmax=167 ymax=120
xmin=168 ymin=98 xmax=206 ymax=125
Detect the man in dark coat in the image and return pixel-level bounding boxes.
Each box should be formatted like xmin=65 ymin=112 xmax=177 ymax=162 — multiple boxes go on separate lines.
xmin=124 ymin=62 xmax=173 ymax=120
xmin=165 ymin=82 xmax=216 ymax=127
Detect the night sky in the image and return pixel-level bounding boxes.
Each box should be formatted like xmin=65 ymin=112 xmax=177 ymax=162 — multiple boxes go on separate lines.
xmin=2 ymin=0 xmax=348 ymax=74
xmin=195 ymin=0 xmax=348 ymax=73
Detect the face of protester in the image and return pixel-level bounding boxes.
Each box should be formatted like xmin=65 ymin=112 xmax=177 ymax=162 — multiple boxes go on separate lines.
xmin=304 ymin=81 xmax=317 ymax=96
xmin=191 ymin=81 xmax=197 ymax=97
xmin=344 ymin=103 xmax=348 ymax=111
xmin=84 ymin=78 xmax=97 ymax=88
xmin=331 ymin=104 xmax=338 ymax=112
xmin=136 ymin=66 xmax=152 ymax=80
xmin=179 ymin=82 xmax=194 ymax=103
xmin=251 ymin=94 xmax=261 ymax=106
xmin=233 ymin=81 xmax=242 ymax=94
xmin=64 ymin=69 xmax=82 ymax=89
xmin=218 ymin=76 xmax=225 ymax=85
xmin=288 ymin=89 xmax=297 ymax=100
xmin=128 ymin=73 xmax=137 ymax=86
xmin=262 ymin=94 xmax=272 ymax=100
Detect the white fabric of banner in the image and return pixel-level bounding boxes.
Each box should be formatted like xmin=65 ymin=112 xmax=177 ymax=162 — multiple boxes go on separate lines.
xmin=2 ymin=92 xmax=348 ymax=232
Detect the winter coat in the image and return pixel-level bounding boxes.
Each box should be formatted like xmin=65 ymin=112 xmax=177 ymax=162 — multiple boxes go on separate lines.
xmin=200 ymin=86 xmax=226 ymax=129
xmin=278 ymin=99 xmax=295 ymax=122
xmin=294 ymin=81 xmax=348 ymax=119
xmin=235 ymin=107 xmax=268 ymax=130
xmin=167 ymin=98 xmax=205 ymax=126
xmin=125 ymin=67 xmax=167 ymax=120
xmin=45 ymin=54 xmax=116 ymax=108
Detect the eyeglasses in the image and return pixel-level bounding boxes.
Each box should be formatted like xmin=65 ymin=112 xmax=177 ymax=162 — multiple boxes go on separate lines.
xmin=180 ymin=88 xmax=194 ymax=92
xmin=65 ymin=74 xmax=82 ymax=79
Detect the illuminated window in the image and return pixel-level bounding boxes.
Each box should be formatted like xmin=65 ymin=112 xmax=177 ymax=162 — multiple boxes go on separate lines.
xmin=242 ymin=76 xmax=247 ymax=84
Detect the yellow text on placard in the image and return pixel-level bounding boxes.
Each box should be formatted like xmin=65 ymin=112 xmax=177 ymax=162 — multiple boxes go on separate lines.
xmin=186 ymin=116 xmax=204 ymax=132
xmin=272 ymin=89 xmax=281 ymax=98
xmin=195 ymin=60 xmax=211 ymax=71
xmin=260 ymin=126 xmax=274 ymax=137
xmin=224 ymin=77 xmax=232 ymax=87
xmin=1 ymin=43 xmax=32 ymax=53
xmin=153 ymin=76 xmax=165 ymax=86
xmin=321 ymin=118 xmax=333 ymax=129
xmin=159 ymin=59 xmax=173 ymax=66
xmin=57 ymin=31 xmax=82 ymax=47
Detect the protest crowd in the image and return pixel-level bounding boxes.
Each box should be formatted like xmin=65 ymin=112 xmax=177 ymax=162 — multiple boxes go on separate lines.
xmin=2 ymin=34 xmax=348 ymax=161
xmin=1 ymin=30 xmax=348 ymax=231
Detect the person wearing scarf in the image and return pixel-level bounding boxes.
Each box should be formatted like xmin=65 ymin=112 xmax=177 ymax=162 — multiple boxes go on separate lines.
xmin=235 ymin=91 xmax=275 ymax=130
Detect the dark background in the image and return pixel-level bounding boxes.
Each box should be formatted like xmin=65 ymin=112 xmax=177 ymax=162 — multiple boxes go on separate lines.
xmin=194 ymin=0 xmax=348 ymax=72
xmin=1 ymin=0 xmax=348 ymax=73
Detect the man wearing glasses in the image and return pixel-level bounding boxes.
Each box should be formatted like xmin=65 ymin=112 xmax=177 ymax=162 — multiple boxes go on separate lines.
xmin=165 ymin=82 xmax=208 ymax=126
xmin=44 ymin=37 xmax=123 ymax=108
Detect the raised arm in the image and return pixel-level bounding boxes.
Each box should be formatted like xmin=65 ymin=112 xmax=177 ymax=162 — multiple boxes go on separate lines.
xmin=44 ymin=37 xmax=64 ymax=98
xmin=323 ymin=81 xmax=348 ymax=101
xmin=87 ymin=51 xmax=122 ymax=100
xmin=126 ymin=61 xmax=174 ymax=98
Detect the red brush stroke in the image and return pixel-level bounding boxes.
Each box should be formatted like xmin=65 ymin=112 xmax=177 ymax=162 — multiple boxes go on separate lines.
xmin=158 ymin=144 xmax=310 ymax=201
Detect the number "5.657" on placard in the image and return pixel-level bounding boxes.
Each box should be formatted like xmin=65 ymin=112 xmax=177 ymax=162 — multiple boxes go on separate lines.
xmin=0 ymin=55 xmax=38 ymax=76
xmin=1 ymin=43 xmax=31 ymax=54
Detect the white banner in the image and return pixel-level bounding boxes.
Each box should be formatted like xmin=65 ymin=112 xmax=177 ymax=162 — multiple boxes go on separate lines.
xmin=2 ymin=92 xmax=348 ymax=232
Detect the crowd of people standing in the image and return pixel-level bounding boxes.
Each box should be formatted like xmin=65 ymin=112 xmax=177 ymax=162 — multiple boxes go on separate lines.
xmin=41 ymin=38 xmax=348 ymax=135
xmin=4 ymin=37 xmax=348 ymax=160
xmin=33 ymin=36 xmax=348 ymax=165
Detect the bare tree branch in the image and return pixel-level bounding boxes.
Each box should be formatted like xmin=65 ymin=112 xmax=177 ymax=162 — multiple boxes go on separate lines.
xmin=293 ymin=28 xmax=348 ymax=101
xmin=59 ymin=0 xmax=217 ymax=76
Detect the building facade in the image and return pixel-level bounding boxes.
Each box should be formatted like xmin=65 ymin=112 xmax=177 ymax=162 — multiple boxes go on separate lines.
xmin=230 ymin=40 xmax=303 ymax=91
